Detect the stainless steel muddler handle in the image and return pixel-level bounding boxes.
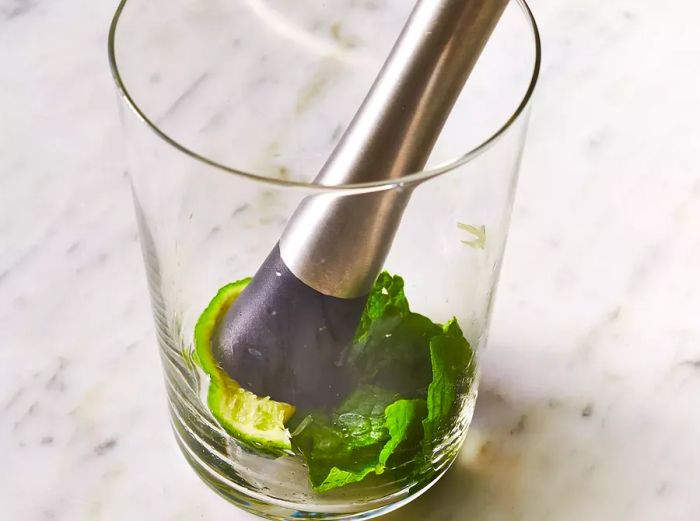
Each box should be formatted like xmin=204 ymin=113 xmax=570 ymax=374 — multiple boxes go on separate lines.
xmin=280 ymin=0 xmax=509 ymax=298
xmin=215 ymin=0 xmax=509 ymax=408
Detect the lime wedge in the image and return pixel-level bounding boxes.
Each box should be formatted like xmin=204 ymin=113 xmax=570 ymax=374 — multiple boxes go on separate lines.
xmin=194 ymin=279 xmax=295 ymax=454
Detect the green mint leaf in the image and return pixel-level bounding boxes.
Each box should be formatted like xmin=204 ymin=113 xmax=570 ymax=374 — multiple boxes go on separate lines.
xmin=290 ymin=414 xmax=365 ymax=488
xmin=351 ymin=273 xmax=440 ymax=397
xmin=335 ymin=386 xmax=398 ymax=448
xmin=291 ymin=387 xmax=429 ymax=492
xmin=422 ymin=318 xmax=474 ymax=444
xmin=353 ymin=312 xmax=441 ymax=397
xmin=354 ymin=272 xmax=410 ymax=343
xmin=379 ymin=399 xmax=427 ymax=467
xmin=291 ymin=386 xmax=397 ymax=491
xmin=314 ymin=396 xmax=428 ymax=492
xmin=315 ymin=466 xmax=380 ymax=492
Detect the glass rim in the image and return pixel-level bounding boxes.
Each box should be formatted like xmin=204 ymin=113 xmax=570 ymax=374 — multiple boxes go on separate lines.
xmin=108 ymin=0 xmax=541 ymax=193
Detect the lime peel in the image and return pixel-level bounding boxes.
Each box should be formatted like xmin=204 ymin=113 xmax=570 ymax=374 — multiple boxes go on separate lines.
xmin=194 ymin=279 xmax=295 ymax=454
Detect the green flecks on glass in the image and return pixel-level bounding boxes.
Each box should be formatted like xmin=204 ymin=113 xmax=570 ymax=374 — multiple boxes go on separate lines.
xmin=458 ymin=222 xmax=486 ymax=250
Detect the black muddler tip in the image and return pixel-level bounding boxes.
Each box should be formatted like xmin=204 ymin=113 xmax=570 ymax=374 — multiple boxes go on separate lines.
xmin=212 ymin=244 xmax=367 ymax=409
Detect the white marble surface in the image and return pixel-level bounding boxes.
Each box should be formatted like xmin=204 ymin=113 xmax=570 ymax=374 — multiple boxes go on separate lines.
xmin=2 ymin=0 xmax=700 ymax=520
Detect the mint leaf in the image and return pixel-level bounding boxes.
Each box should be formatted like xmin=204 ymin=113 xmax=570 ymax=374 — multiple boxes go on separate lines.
xmin=354 ymin=272 xmax=410 ymax=343
xmin=380 ymin=399 xmax=427 ymax=467
xmin=351 ymin=273 xmax=440 ymax=397
xmin=290 ymin=414 xmax=358 ymax=488
xmin=291 ymin=386 xmax=430 ymax=492
xmin=335 ymin=386 xmax=397 ymax=448
xmin=315 ymin=465 xmax=380 ymax=492
xmin=422 ymin=319 xmax=474 ymax=444
xmin=309 ymin=398 xmax=428 ymax=492
xmin=291 ymin=387 xmax=397 ymax=491
xmin=352 ymin=312 xmax=440 ymax=397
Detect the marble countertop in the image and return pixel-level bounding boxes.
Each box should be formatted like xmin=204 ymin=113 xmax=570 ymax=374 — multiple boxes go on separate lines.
xmin=2 ymin=0 xmax=700 ymax=520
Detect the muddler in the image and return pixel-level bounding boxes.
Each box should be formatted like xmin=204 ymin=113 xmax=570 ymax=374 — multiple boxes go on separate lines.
xmin=213 ymin=0 xmax=509 ymax=409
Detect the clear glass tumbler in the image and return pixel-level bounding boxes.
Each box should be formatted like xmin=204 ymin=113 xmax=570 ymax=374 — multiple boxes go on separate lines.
xmin=109 ymin=0 xmax=539 ymax=518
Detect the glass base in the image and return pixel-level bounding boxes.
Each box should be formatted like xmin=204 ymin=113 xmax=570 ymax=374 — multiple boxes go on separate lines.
xmin=161 ymin=338 xmax=473 ymax=520
xmin=170 ymin=404 xmax=451 ymax=520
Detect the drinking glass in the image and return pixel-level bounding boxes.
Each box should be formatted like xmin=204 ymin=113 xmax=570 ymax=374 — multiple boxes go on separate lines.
xmin=109 ymin=0 xmax=539 ymax=518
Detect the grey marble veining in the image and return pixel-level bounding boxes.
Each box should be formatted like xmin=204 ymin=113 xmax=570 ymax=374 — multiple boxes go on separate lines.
xmin=2 ymin=0 xmax=700 ymax=520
